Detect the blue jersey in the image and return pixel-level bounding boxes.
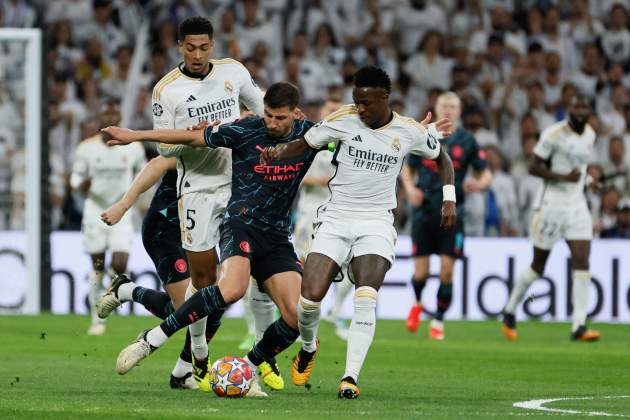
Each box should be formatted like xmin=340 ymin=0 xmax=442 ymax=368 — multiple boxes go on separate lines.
xmin=147 ymin=169 xmax=179 ymax=226
xmin=203 ymin=116 xmax=317 ymax=234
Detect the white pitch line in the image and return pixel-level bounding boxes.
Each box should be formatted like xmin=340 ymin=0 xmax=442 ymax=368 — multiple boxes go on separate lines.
xmin=514 ymin=396 xmax=630 ymax=417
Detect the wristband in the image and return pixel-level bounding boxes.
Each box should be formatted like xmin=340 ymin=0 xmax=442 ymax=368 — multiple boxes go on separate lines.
xmin=427 ymin=122 xmax=443 ymax=140
xmin=443 ymin=184 xmax=456 ymax=202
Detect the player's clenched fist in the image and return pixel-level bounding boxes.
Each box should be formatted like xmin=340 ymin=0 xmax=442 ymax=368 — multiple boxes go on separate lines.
xmin=259 ymin=145 xmax=281 ymax=165
xmin=440 ymin=201 xmax=457 ymax=229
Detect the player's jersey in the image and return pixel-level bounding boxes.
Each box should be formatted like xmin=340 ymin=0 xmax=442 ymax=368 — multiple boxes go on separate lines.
xmin=304 ymin=105 xmax=441 ymax=212
xmin=152 ymin=59 xmax=264 ymax=195
xmin=533 ymin=120 xmax=596 ymax=207
xmin=408 ymin=126 xmax=486 ymax=217
xmin=295 ymin=150 xmax=335 ymax=217
xmin=147 ymin=169 xmax=179 ymax=226
xmin=70 ymin=135 xmax=146 ymax=219
xmin=203 ymin=116 xmax=317 ymax=233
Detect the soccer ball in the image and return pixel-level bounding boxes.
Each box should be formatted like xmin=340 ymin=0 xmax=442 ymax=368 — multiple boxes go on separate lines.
xmin=208 ymin=356 xmax=254 ymax=398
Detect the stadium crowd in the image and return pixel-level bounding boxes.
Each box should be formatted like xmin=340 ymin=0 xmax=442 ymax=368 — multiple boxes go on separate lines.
xmin=1 ymin=0 xmax=630 ymax=238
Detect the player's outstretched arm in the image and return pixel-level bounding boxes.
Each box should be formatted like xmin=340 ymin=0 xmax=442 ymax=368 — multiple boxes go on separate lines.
xmin=101 ymin=156 xmax=176 ymax=225
xmin=101 ymin=126 xmax=206 ymax=148
xmin=529 ymin=155 xmax=581 ymax=182
xmin=435 ymin=148 xmax=457 ymax=229
xmin=260 ymin=138 xmax=311 ymax=165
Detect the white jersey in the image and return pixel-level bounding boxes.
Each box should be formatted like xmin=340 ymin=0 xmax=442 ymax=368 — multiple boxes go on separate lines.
xmin=533 ymin=120 xmax=596 ymax=207
xmin=70 ymin=135 xmax=145 ymax=221
xmin=304 ymin=105 xmax=441 ymax=212
xmin=152 ymin=59 xmax=264 ymax=195
xmin=296 ymin=150 xmax=335 ymax=217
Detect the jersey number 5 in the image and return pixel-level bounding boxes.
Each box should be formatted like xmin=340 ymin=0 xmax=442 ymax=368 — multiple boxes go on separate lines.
xmin=186 ymin=209 xmax=196 ymax=230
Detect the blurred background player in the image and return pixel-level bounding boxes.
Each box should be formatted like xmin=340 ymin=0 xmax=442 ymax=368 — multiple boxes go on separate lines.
xmin=502 ymin=94 xmax=601 ymax=342
xmin=97 ymin=155 xmax=198 ymax=389
xmin=150 ymin=16 xmax=277 ymax=388
xmin=294 ymin=97 xmax=352 ymax=340
xmin=70 ymin=99 xmax=145 ymax=336
xmin=401 ymin=92 xmax=491 ymax=340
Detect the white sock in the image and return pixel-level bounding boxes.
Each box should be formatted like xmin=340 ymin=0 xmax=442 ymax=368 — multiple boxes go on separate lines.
xmin=331 ymin=275 xmax=353 ymax=320
xmin=146 ymin=326 xmax=168 ymax=347
xmin=116 ymin=281 xmax=137 ymax=302
xmin=297 ymin=295 xmax=321 ymax=352
xmin=248 ymin=279 xmax=276 ymax=343
xmin=572 ymin=270 xmax=591 ymax=332
xmin=504 ymin=267 xmax=538 ymax=314
xmin=88 ymin=270 xmax=105 ymax=324
xmin=185 ymin=283 xmax=208 ymax=360
xmin=344 ymin=286 xmax=377 ymax=382
xmin=243 ymin=282 xmax=256 ymax=336
xmin=171 ymin=357 xmax=192 ymax=378
xmin=243 ymin=355 xmax=257 ymax=371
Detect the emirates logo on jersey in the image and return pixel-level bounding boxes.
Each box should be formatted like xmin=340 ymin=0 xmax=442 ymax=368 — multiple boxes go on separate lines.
xmin=224 ymin=80 xmax=233 ymax=93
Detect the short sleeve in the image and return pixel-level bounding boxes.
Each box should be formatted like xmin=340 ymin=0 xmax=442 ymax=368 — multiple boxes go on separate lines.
xmin=408 ymin=123 xmax=440 ymax=160
xmin=469 ymin=135 xmax=487 ymax=171
xmin=533 ymin=131 xmax=554 ymax=160
xmin=153 ymin=88 xmax=184 ymax=157
xmin=304 ymin=120 xmax=342 ymax=149
xmin=237 ymin=66 xmax=264 ymax=116
xmin=204 ymin=120 xmax=245 ymax=150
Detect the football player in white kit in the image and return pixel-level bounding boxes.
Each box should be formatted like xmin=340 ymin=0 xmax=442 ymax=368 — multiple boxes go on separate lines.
xmin=261 ymin=66 xmax=456 ymax=398
xmin=501 ymin=94 xmax=601 ymax=342
xmin=150 ymin=17 xmax=279 ymax=389
xmin=294 ymin=98 xmax=353 ymax=341
xmin=70 ymin=99 xmax=146 ymax=336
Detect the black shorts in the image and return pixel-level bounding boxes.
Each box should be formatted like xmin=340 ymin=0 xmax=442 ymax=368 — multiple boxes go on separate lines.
xmin=219 ymin=220 xmax=302 ymax=289
xmin=411 ymin=210 xmax=464 ymax=258
xmin=142 ymin=210 xmax=190 ymax=285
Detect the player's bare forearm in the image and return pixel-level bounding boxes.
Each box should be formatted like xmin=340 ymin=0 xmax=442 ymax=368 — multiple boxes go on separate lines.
xmin=400 ymin=165 xmax=417 ymax=195
xmin=301 ymin=175 xmax=330 ymax=186
xmin=436 ymin=148 xmax=455 ymax=186
xmin=474 ymin=168 xmax=493 ymax=189
xmin=260 ymin=138 xmax=310 ymax=165
xmin=529 ymin=156 xmax=579 ymax=182
xmin=102 ymin=126 xmax=206 ymax=147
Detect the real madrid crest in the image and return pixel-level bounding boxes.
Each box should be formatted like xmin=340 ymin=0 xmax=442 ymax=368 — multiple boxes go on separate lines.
xmin=187 ymin=232 xmax=193 ymax=244
xmin=391 ymin=138 xmax=401 ymax=152
xmin=224 ymin=80 xmax=233 ymax=94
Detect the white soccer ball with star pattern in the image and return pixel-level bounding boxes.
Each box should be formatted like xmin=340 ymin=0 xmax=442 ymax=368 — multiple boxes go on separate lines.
xmin=209 ymin=356 xmax=254 ymax=398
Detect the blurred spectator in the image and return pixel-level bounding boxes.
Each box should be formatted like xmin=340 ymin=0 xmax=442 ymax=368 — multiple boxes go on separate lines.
xmin=600 ymin=3 xmax=630 ymax=64
xmin=75 ymin=0 xmax=128 ymax=58
xmin=602 ymin=136 xmax=630 ymax=197
xmin=483 ymin=145 xmax=520 ymax=236
xmin=1 ymin=0 xmax=35 ymax=28
xmin=569 ymin=44 xmax=602 ymax=98
xmin=600 ymin=199 xmax=630 ymax=238
xmin=597 ymin=187 xmax=621 ymax=234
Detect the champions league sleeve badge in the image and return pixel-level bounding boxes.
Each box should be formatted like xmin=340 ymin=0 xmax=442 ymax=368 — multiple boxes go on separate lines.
xmin=152 ymin=102 xmax=164 ymax=117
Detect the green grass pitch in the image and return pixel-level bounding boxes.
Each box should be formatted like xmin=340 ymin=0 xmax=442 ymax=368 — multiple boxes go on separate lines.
xmin=0 ymin=315 xmax=628 ymax=419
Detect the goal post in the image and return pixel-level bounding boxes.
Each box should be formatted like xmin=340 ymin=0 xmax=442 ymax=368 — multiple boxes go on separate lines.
xmin=0 ymin=28 xmax=42 ymax=314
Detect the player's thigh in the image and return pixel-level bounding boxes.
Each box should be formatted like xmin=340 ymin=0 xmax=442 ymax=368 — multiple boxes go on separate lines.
xmin=186 ymin=248 xmax=218 ymax=289
xmin=263 ymin=271 xmax=302 ymax=329
xmin=350 ymin=254 xmax=391 ymax=291
xmin=217 ymin=256 xmax=251 ymax=304
xmin=566 ymin=240 xmax=591 ymax=270
xmin=83 ymin=222 xmax=108 ymax=256
xmin=351 ymin=213 xmax=397 ymax=280
xmin=529 ymin=207 xmax=563 ymax=251
xmin=179 ymin=191 xmax=224 ymax=255
xmin=411 ymin=212 xmax=441 ymax=258
xmin=164 ymin=278 xmax=190 ymax=309
xmin=301 ymin=252 xmax=339 ymax=302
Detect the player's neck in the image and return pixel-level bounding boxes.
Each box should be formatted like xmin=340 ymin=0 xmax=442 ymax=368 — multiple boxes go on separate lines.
xmin=179 ymin=62 xmax=212 ymax=79
xmin=568 ymin=118 xmax=586 ymax=135
xmin=368 ymin=110 xmax=393 ymax=130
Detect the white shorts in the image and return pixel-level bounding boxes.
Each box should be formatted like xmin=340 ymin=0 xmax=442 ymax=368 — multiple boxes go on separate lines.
xmin=293 ymin=210 xmax=317 ymax=261
xmin=309 ymin=206 xmax=397 ymax=267
xmin=179 ymin=187 xmax=230 ymax=252
xmin=530 ymin=202 xmax=593 ymax=250
xmin=82 ymin=218 xmax=133 ymax=255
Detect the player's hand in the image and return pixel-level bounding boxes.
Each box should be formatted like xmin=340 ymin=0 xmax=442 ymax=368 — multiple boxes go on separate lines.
xmin=419 ymin=111 xmax=432 ymax=127
xmin=101 ymin=126 xmax=139 ymax=146
xmin=259 ymin=145 xmax=280 ymax=165
xmin=406 ymin=187 xmax=424 ymax=207
xmin=440 ymin=201 xmax=457 ymax=229
xmin=187 ymin=120 xmax=213 ymax=131
xmin=563 ymin=168 xmax=581 ymax=182
xmin=434 ymin=117 xmax=453 ymax=138
xmin=100 ymin=201 xmax=128 ymax=226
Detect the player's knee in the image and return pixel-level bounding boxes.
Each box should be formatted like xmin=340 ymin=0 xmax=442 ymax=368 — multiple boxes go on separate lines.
xmin=191 ymin=269 xmax=217 ymax=289
xmin=301 ymin=281 xmax=327 ymax=303
xmin=279 ymin=305 xmax=298 ymax=330
xmin=110 ymin=262 xmax=126 ymax=275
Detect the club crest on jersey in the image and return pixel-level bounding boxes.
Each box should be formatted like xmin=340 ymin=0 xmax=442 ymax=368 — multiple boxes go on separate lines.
xmin=152 ymin=102 xmax=163 ymax=117
xmin=224 ymin=80 xmax=233 ymax=93
xmin=186 ymin=232 xmax=193 ymax=244
xmin=391 ymin=138 xmax=401 ymax=152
